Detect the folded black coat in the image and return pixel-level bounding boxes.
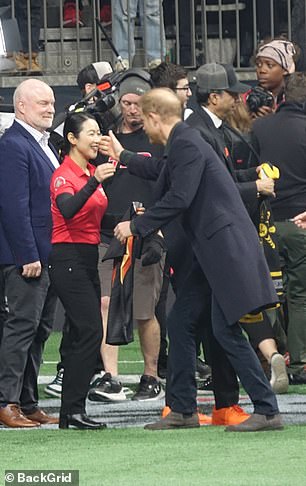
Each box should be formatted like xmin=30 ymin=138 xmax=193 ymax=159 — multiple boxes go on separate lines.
xmin=103 ymin=206 xmax=166 ymax=345
xmin=103 ymin=206 xmax=136 ymax=346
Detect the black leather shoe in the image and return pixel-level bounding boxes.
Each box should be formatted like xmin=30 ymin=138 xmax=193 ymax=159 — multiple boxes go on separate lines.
xmin=59 ymin=413 xmax=107 ymax=430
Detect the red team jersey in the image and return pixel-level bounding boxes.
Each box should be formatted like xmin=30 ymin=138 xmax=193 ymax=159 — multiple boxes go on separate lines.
xmin=50 ymin=156 xmax=108 ymax=244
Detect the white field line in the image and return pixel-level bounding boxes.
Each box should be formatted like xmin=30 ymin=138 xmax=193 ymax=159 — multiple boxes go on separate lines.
xmin=43 ymin=360 xmax=144 ymax=364
xmin=38 ymin=374 xmax=142 ymax=385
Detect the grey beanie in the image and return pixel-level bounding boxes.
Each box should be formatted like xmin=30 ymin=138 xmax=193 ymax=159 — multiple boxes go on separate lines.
xmin=119 ymin=76 xmax=152 ymax=99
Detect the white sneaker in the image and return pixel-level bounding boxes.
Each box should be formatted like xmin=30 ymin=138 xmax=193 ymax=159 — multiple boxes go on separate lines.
xmin=270 ymin=353 xmax=289 ymax=394
xmin=44 ymin=368 xmax=63 ymax=398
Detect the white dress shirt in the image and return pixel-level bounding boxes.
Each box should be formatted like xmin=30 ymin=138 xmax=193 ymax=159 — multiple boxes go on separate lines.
xmin=16 ymin=118 xmax=60 ymax=169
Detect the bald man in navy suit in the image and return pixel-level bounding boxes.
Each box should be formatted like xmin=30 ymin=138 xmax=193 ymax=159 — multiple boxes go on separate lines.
xmin=0 ymin=79 xmax=59 ymax=428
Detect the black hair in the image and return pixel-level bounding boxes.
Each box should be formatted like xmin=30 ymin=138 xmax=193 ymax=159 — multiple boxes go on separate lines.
xmin=61 ymin=112 xmax=98 ymax=160
xmin=284 ymin=72 xmax=306 ymax=103
xmin=150 ymin=62 xmax=188 ymax=91
xmin=195 ymin=87 xmax=211 ymax=106
xmin=76 ymin=64 xmax=99 ymax=92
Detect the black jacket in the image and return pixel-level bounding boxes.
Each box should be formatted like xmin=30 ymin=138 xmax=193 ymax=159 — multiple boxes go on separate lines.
xmin=187 ymin=105 xmax=258 ymax=212
xmin=132 ymin=122 xmax=278 ymax=324
xmin=252 ymin=102 xmax=306 ymax=220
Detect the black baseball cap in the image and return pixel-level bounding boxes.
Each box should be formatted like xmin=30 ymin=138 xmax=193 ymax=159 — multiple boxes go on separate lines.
xmin=196 ymin=63 xmax=249 ymax=93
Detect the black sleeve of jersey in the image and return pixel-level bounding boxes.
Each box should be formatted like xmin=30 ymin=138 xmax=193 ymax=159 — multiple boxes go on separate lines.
xmin=55 ymin=176 xmax=100 ymax=219
xmin=120 ymin=150 xmax=165 ymax=181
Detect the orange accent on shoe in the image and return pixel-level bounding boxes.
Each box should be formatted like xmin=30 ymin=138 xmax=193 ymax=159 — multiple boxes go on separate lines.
xmin=197 ymin=411 xmax=212 ymax=425
xmin=162 ymin=406 xmax=171 ymax=418
xmin=162 ymin=406 xmax=212 ymax=425
xmin=212 ymin=405 xmax=250 ymax=426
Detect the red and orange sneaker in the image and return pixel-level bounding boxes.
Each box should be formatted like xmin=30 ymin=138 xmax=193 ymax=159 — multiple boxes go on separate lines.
xmin=63 ymin=2 xmax=84 ymax=28
xmin=100 ymin=5 xmax=112 ymax=25
xmin=162 ymin=406 xmax=212 ymax=425
xmin=212 ymin=405 xmax=250 ymax=426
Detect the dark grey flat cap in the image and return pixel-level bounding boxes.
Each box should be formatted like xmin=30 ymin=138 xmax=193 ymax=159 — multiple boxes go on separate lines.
xmin=196 ymin=63 xmax=249 ymax=93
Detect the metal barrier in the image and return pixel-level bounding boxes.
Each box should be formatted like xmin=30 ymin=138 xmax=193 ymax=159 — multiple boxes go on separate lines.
xmin=0 ymin=0 xmax=305 ymax=78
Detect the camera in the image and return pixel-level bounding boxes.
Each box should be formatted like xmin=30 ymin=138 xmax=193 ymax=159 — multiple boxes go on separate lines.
xmin=246 ymin=86 xmax=274 ymax=113
xmin=50 ymin=68 xmax=152 ymax=154
xmin=68 ymin=68 xmax=152 ymax=134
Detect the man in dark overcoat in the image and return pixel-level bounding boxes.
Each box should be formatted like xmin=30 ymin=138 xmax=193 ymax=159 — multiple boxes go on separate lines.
xmin=113 ymin=88 xmax=283 ymax=432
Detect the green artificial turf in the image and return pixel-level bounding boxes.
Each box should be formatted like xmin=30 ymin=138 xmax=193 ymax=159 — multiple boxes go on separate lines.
xmin=1 ymin=426 xmax=306 ymax=486
xmin=4 ymin=331 xmax=306 ymax=486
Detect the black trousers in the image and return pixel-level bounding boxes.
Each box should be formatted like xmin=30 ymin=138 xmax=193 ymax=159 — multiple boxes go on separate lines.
xmin=0 ymin=265 xmax=56 ymax=412
xmin=167 ymin=262 xmax=279 ymax=416
xmin=48 ymin=244 xmax=103 ymax=416
xmin=166 ymin=262 xmax=239 ymax=411
xmin=56 ymin=316 xmax=104 ymax=374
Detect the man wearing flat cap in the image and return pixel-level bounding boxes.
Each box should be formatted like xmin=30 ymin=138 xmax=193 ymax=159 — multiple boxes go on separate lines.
xmin=187 ymin=63 xmax=275 ymax=210
xmin=186 ymin=63 xmax=286 ymax=418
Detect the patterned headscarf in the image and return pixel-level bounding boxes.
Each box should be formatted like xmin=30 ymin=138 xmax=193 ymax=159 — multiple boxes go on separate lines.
xmin=256 ymin=40 xmax=296 ymax=73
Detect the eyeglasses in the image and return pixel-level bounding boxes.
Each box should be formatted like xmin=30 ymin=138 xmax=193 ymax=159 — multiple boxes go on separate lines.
xmin=175 ymin=85 xmax=191 ymax=91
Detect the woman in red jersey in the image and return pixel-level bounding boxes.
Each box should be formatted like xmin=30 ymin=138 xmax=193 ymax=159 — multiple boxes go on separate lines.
xmin=48 ymin=112 xmax=115 ymax=429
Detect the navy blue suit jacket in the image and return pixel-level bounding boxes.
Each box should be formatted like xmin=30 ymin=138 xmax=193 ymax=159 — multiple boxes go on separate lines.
xmin=0 ymin=121 xmax=57 ymax=266
xmin=132 ymin=122 xmax=278 ymax=324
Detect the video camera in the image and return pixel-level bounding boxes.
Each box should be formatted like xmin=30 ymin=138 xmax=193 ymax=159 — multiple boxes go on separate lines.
xmin=246 ymin=86 xmax=274 ymax=114
xmin=66 ymin=68 xmax=152 ymax=134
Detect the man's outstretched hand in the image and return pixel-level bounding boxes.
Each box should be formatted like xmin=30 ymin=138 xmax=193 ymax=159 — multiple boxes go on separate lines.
xmin=114 ymin=220 xmax=133 ymax=243
xmin=99 ymin=130 xmax=124 ymax=161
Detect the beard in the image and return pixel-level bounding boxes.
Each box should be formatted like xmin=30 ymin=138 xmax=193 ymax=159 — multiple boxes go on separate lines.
xmin=130 ymin=119 xmax=143 ymax=128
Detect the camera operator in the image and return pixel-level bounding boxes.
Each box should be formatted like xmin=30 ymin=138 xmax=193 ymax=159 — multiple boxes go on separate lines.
xmin=245 ymin=39 xmax=296 ymax=119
